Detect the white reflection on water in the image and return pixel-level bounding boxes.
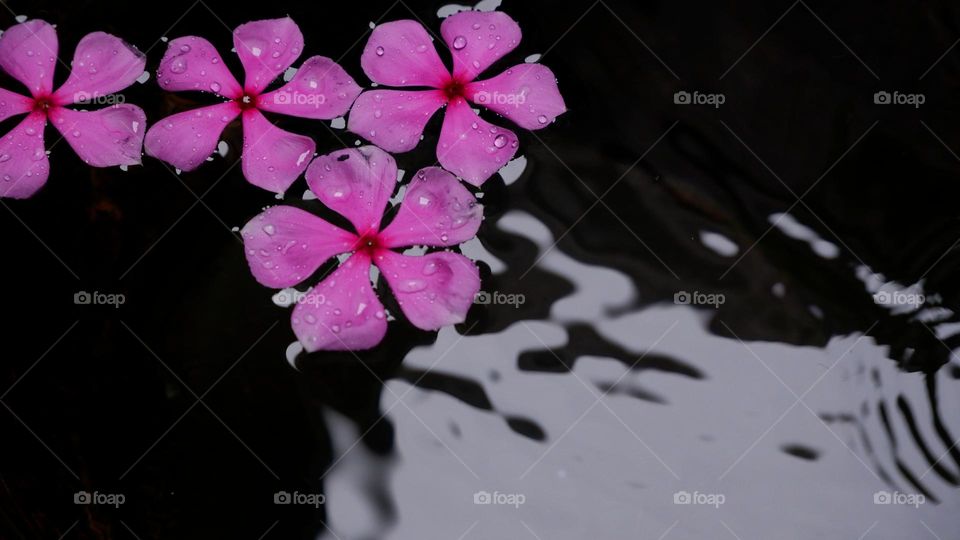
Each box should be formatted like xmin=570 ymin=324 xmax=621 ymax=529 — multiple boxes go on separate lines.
xmin=317 ymin=211 xmax=960 ymax=539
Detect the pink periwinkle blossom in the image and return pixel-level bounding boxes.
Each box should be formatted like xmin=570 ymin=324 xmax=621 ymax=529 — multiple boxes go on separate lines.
xmin=241 ymin=145 xmax=482 ymax=351
xmin=0 ymin=20 xmax=147 ymax=199
xmin=145 ymin=17 xmax=361 ymax=194
xmin=348 ymin=10 xmax=566 ymax=186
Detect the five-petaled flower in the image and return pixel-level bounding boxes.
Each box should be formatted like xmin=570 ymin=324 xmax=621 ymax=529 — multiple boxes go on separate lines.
xmin=241 ymin=145 xmax=483 ymax=351
xmin=145 ymin=17 xmax=361 ymax=194
xmin=0 ymin=20 xmax=147 ymax=199
xmin=348 ymin=10 xmax=566 ymax=186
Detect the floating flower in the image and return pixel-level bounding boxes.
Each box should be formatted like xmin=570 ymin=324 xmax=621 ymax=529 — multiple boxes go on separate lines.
xmin=0 ymin=20 xmax=147 ymax=199
xmin=241 ymin=145 xmax=482 ymax=351
xmin=348 ymin=11 xmax=566 ymax=186
xmin=145 ymin=17 xmax=361 ymax=194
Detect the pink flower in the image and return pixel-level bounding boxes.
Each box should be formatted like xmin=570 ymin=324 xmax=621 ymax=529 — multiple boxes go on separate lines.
xmin=145 ymin=17 xmax=361 ymax=194
xmin=348 ymin=11 xmax=566 ymax=186
xmin=0 ymin=20 xmax=147 ymax=199
xmin=241 ymin=145 xmax=482 ymax=351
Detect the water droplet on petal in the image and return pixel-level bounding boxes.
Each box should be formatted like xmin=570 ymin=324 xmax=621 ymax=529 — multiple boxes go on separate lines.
xmin=169 ymin=58 xmax=187 ymax=74
xmin=375 ymin=46 xmax=385 ymax=56
xmin=452 ymin=36 xmax=467 ymax=50
xmin=397 ymin=278 xmax=428 ymax=293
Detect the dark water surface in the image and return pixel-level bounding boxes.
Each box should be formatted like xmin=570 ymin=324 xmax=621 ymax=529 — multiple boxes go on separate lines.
xmin=1 ymin=0 xmax=959 ymax=538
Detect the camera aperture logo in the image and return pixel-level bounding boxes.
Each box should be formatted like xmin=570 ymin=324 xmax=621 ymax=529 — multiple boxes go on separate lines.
xmin=873 ymin=90 xmax=924 ymax=108
xmin=674 ymin=290 xmax=725 ymax=308
xmin=74 ymin=290 xmax=126 ymax=308
xmin=74 ymin=490 xmax=125 ymax=508
xmin=474 ymin=290 xmax=525 ymax=308
xmin=674 ymin=90 xmax=725 ymax=108
xmin=673 ymin=490 xmax=725 ymax=508
xmin=873 ymin=490 xmax=925 ymax=508
xmin=473 ymin=490 xmax=526 ymax=508
xmin=274 ymin=490 xmax=325 ymax=508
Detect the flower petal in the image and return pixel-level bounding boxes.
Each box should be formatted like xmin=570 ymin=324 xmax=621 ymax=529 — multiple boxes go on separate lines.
xmin=233 ymin=17 xmax=304 ymax=95
xmin=292 ymin=253 xmax=388 ymax=352
xmin=0 ymin=113 xmax=50 ymax=199
xmin=154 ymin=36 xmax=242 ymax=99
xmin=437 ymin=98 xmax=517 ymax=186
xmin=360 ymin=20 xmax=448 ymax=88
xmin=241 ymin=109 xmax=315 ymax=194
xmin=467 ymin=63 xmax=565 ymax=130
xmin=441 ymin=11 xmax=521 ymax=82
xmin=49 ymin=104 xmax=146 ymax=167
xmin=241 ymin=205 xmax=355 ymax=288
xmin=144 ymin=102 xmax=240 ymax=171
xmin=258 ymin=56 xmax=361 ymax=119
xmin=0 ymin=20 xmax=58 ymax=96
xmin=0 ymin=87 xmax=34 ymax=122
xmin=52 ymin=32 xmax=146 ymax=105
xmin=347 ymin=89 xmax=445 ymax=152
xmin=375 ymin=250 xmax=479 ymax=330
xmin=380 ymin=167 xmax=482 ymax=248
xmin=305 ymin=145 xmax=397 ymax=234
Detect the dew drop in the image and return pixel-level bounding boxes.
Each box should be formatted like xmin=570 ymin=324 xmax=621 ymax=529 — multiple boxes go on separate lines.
xmin=397 ymin=278 xmax=428 ymax=293
xmin=169 ymin=58 xmax=187 ymax=74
